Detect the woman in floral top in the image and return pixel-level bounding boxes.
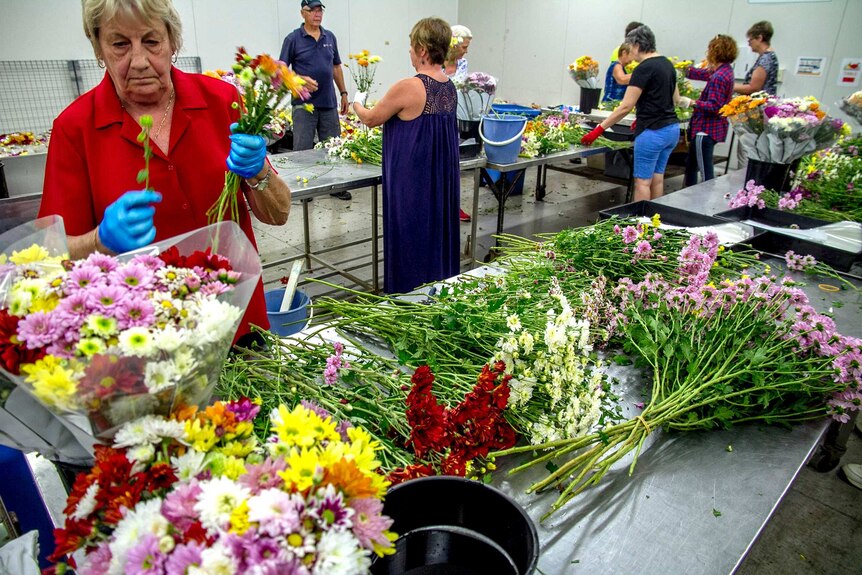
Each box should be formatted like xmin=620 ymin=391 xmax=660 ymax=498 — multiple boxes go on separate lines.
xmin=684 ymin=35 xmax=738 ymax=186
xmin=734 ymin=21 xmax=779 ymax=96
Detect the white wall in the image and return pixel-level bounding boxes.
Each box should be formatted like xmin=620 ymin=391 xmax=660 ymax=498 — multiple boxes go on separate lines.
xmin=0 ymin=0 xmax=858 ymax=124
xmin=459 ymin=0 xmax=862 ymax=126
xmin=0 ymin=0 xmax=458 ymax=98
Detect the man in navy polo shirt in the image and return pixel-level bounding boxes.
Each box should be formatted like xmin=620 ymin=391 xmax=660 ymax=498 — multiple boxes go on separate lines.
xmin=280 ymin=0 xmax=352 ymax=200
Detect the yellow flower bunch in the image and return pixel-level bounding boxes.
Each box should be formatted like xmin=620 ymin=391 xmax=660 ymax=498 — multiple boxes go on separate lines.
xmin=177 ymin=400 xmax=259 ymax=458
xmin=271 ymin=404 xmax=389 ymax=498
xmin=23 ymin=356 xmax=81 ymax=410
xmin=346 ymin=49 xmax=382 ymax=92
xmin=574 ymin=55 xmax=599 ymax=74
xmin=348 ymin=49 xmax=382 ymax=68
xmin=719 ymin=94 xmax=768 ymax=118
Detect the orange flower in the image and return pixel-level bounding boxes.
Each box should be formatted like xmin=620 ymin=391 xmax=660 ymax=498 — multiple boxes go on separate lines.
xmin=358 ymin=58 xmax=369 ymax=67
xmin=323 ymin=458 xmax=378 ymax=499
xmin=257 ymin=54 xmax=278 ymax=77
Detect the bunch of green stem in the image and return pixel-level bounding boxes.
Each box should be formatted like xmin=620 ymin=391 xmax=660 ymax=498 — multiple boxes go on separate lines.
xmin=217 ymin=328 xmax=415 ymax=470
xmin=344 ymin=127 xmax=383 ymax=165
xmin=493 ymin=285 xmax=846 ymax=520
xmin=136 ymin=115 xmax=154 ymax=190
xmin=493 ymin=221 xmax=763 ymax=285
xmin=311 ymin=275 xmax=610 ymax=435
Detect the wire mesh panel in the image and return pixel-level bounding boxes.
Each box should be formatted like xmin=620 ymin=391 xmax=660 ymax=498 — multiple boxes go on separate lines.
xmin=0 ymin=61 xmax=80 ymax=134
xmin=0 ymin=57 xmax=203 ymax=135
xmin=72 ymin=56 xmax=202 ymax=94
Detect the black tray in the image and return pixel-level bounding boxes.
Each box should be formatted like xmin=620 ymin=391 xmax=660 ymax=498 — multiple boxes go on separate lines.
xmin=459 ymin=141 xmax=481 ymax=159
xmin=715 ymin=206 xmax=829 ymax=230
xmin=599 ymin=200 xmax=725 ymax=227
xmin=731 ymin=231 xmax=860 ymax=272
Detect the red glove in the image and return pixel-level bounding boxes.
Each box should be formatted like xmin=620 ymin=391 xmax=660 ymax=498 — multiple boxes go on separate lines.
xmin=631 ymin=119 xmax=637 ymax=132
xmin=580 ymin=125 xmax=605 ymax=146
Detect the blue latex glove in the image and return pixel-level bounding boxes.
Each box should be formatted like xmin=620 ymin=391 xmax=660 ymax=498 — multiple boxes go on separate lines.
xmin=227 ymin=123 xmax=267 ymax=179
xmin=97 ymin=190 xmax=162 ymax=253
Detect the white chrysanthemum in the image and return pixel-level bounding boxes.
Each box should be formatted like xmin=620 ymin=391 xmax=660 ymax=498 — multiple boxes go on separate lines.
xmin=198 ymin=543 xmax=237 ymax=575
xmin=118 ymin=326 xmax=156 ymax=357
xmin=152 ymin=324 xmax=187 ymax=353
xmin=506 ymin=314 xmax=522 ymax=332
xmin=500 ymin=336 xmax=519 ymax=354
xmin=312 ymin=530 xmax=371 ymax=575
xmin=195 ymin=477 xmax=250 ymax=533
xmin=71 ymin=482 xmax=99 ymax=520
xmin=518 ymin=331 xmax=535 ymax=355
xmin=108 ymin=498 xmax=169 ymax=575
xmin=145 ymin=359 xmax=181 ymax=393
xmin=171 ymin=450 xmax=207 ymax=481
xmin=193 ymin=299 xmax=244 ymax=345
xmin=128 ymin=443 xmax=155 ymax=464
xmin=114 ymin=414 xmax=185 ymax=448
xmin=171 ymin=348 xmax=197 ymax=376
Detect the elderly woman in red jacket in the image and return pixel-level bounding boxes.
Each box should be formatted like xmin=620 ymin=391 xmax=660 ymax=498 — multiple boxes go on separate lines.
xmin=38 ymin=0 xmax=292 ymax=342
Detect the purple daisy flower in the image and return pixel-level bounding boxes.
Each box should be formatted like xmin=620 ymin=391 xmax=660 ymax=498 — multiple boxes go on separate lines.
xmin=125 ymin=534 xmax=164 ymax=575
xmin=79 ymin=542 xmax=112 ymax=575
xmin=247 ymin=489 xmax=303 ymax=537
xmin=130 ymin=254 xmax=166 ymax=271
xmin=87 ymin=284 xmax=128 ymax=314
xmin=110 ymin=261 xmax=155 ymax=291
xmin=65 ymin=264 xmax=105 ymax=292
xmin=116 ymin=298 xmax=156 ymax=330
xmin=17 ymin=312 xmax=62 ymax=349
xmin=84 ymin=252 xmax=119 ymax=273
xmin=621 ymin=226 xmax=638 ymax=244
xmin=309 ymin=484 xmax=353 ymax=531
xmin=238 ymin=458 xmax=287 ymax=494
xmin=57 ymin=291 xmax=93 ymax=317
xmin=350 ymin=497 xmax=394 ymax=551
xmin=227 ymin=397 xmax=261 ymax=422
xmin=199 ymin=282 xmax=231 ymax=297
xmin=161 ymin=481 xmax=202 ymax=531
xmin=164 ymin=541 xmax=204 ymax=575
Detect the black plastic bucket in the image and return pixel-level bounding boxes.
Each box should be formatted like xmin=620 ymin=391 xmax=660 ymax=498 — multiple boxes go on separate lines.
xmin=579 ymin=87 xmax=602 ymax=114
xmin=744 ymin=159 xmax=794 ymax=192
xmin=372 ymin=476 xmax=539 ymax=575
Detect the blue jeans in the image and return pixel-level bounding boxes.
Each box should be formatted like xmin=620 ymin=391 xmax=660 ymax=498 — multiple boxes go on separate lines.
xmin=684 ymin=132 xmax=717 ymax=186
xmin=291 ymin=106 xmax=341 ymax=151
xmin=633 ymin=123 xmax=679 ymax=179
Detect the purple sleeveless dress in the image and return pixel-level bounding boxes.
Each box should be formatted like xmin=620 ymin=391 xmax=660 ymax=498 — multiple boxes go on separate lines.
xmin=382 ymin=74 xmax=460 ymax=294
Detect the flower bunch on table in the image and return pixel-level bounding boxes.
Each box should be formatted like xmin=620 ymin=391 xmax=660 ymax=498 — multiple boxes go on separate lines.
xmin=569 ymin=55 xmax=600 ymax=89
xmin=455 ymin=72 xmax=497 ymax=121
xmin=51 ymin=399 xmax=396 ymax=574
xmin=720 ymin=93 xmax=848 ymax=163
xmin=346 ymin=50 xmax=382 ymax=97
xmin=207 ymin=47 xmax=311 ymax=225
xmin=0 ymin=219 xmax=257 ymax=442
xmin=496 ymin=229 xmax=862 ymax=518
xmin=316 ymin=116 xmax=382 ymax=165
xmin=0 ymin=130 xmax=50 ymax=158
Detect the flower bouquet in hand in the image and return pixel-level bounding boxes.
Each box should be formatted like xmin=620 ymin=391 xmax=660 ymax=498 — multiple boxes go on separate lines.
xmin=207 ymin=47 xmax=310 ymax=225
xmin=569 ymin=56 xmax=600 ymax=89
xmin=346 ymin=49 xmax=382 ymax=98
xmin=51 ymin=400 xmax=396 ymax=574
xmin=455 ymin=72 xmax=497 ymax=121
xmin=0 ymin=218 xmax=260 ymax=447
xmin=720 ymin=93 xmax=847 ymax=164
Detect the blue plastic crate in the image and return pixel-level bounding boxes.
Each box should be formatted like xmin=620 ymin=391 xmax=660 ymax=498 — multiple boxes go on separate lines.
xmin=489 ymin=104 xmax=541 ymax=119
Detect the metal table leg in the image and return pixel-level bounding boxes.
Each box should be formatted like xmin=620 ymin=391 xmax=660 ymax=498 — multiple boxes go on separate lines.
xmin=371 ymin=184 xmax=380 ymax=293
xmin=469 ymin=168 xmax=480 ymax=267
xmin=301 ymin=198 xmax=313 ymax=270
xmin=535 ymin=165 xmax=547 ymax=201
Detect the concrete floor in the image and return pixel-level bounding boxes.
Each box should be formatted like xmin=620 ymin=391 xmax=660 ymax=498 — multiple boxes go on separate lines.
xmin=252 ymin=159 xmax=862 ymax=574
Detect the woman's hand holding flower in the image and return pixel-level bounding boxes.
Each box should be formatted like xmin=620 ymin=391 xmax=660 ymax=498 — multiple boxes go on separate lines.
xmin=227 ymin=123 xmax=267 ymax=179
xmin=98 ymin=190 xmax=162 ymax=253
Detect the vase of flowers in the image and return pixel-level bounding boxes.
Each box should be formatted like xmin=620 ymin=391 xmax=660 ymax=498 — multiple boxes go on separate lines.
xmin=455 ymin=72 xmax=497 ymax=142
xmin=569 ymin=56 xmax=601 ymax=113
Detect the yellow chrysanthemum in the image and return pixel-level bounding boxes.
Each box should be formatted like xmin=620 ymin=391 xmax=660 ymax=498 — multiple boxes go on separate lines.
xmin=273 ymin=405 xmax=339 ymax=448
xmin=217 ymin=438 xmax=257 ymax=458
xmin=10 ymin=244 xmax=50 ymax=265
xmin=344 ymin=426 xmax=382 ymax=473
xmin=23 ymin=356 xmax=79 ymax=409
xmin=185 ymin=419 xmax=218 ymax=452
xmin=372 ymin=531 xmax=399 ymax=557
xmin=229 ymin=500 xmax=251 ymax=534
xmin=650 ymin=213 xmax=661 ymax=229
xmin=278 ymin=447 xmax=322 ymax=492
xmin=221 ymin=456 xmax=249 ymax=480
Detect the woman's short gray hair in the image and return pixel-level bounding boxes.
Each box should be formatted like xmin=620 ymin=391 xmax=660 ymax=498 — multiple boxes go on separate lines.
xmin=625 ymin=25 xmax=656 ymax=54
xmin=82 ymin=0 xmax=183 ymax=58
xmin=451 ymin=24 xmax=473 ymax=40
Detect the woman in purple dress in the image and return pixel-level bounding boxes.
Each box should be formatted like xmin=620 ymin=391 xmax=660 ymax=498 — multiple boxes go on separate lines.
xmin=352 ymin=17 xmax=460 ymax=294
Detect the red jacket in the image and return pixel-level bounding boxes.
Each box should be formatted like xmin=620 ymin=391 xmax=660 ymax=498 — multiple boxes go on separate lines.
xmin=38 ymin=67 xmax=269 ymax=338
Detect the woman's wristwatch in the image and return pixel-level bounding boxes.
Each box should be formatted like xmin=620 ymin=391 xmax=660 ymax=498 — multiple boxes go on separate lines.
xmin=247 ymin=164 xmax=272 ymax=192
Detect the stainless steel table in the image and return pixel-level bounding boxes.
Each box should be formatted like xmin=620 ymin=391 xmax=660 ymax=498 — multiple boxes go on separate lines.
xmin=654 ymin=169 xmax=746 ymax=216
xmin=270 ymin=149 xmax=489 ymax=291
xmin=270 ymin=150 xmax=384 ymax=291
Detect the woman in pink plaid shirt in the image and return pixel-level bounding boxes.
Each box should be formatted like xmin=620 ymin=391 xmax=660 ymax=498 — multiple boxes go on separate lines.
xmin=683 ymin=35 xmax=738 ymax=186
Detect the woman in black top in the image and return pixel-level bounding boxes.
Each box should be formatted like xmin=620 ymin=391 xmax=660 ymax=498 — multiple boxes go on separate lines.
xmin=581 ymin=25 xmax=688 ymax=201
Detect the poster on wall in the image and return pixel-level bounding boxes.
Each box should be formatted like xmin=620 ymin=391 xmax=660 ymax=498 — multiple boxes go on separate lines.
xmin=837 ymin=58 xmax=861 ymax=87
xmin=796 ymin=57 xmax=826 ymax=77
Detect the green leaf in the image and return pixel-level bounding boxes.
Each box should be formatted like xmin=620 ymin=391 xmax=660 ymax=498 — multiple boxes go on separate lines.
xmin=545 ymin=461 xmax=559 ymax=473
xmin=612 ymin=354 xmax=632 ymax=366
xmin=712 ymin=508 xmax=722 ymax=517
xmin=136 ymin=169 xmax=148 ymax=183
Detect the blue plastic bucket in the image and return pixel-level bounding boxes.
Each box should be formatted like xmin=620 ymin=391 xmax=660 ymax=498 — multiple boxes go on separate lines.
xmin=480 ymin=115 xmax=527 ymax=165
xmin=490 ymin=104 xmax=542 ymax=119
xmin=264 ymin=288 xmax=310 ymax=336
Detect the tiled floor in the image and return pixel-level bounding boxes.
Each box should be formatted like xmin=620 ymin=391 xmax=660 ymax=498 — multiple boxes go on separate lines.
xmin=252 ymin=159 xmax=862 ymax=573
